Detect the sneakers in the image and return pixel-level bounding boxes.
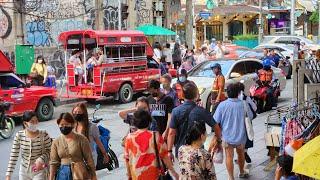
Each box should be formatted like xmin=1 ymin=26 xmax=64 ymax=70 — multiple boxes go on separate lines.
xmin=238 ymin=169 xmax=250 ymax=178
xmin=245 ymin=152 xmax=252 ymax=163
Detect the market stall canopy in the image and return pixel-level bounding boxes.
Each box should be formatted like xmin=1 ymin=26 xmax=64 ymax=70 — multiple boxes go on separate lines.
xmin=135 ymin=24 xmax=176 ymax=36
xmin=210 ymin=4 xmax=269 ymax=15
xmin=293 ymin=135 xmax=320 ymax=179
xmin=0 ymin=50 xmax=14 ymax=72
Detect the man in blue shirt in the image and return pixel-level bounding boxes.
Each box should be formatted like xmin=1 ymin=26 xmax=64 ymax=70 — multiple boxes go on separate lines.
xmin=269 ymin=49 xmax=281 ymax=67
xmin=167 ymin=82 xmax=222 ymax=158
xmin=160 ymin=73 xmax=180 ymax=107
xmin=214 ymin=83 xmax=249 ymax=179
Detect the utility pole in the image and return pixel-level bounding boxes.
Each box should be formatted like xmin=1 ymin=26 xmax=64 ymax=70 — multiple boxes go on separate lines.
xmin=14 ymin=0 xmax=25 ymax=44
xmin=95 ymin=0 xmax=101 ymax=30
xmin=318 ymin=1 xmax=320 ymax=43
xmin=258 ymin=0 xmax=263 ymax=44
xmin=118 ymin=0 xmax=121 ymax=30
xmin=290 ymin=0 xmax=295 ymax=35
xmin=185 ymin=0 xmax=193 ymax=48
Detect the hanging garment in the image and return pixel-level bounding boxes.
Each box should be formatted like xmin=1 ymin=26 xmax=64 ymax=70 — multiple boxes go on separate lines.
xmin=282 ymin=118 xmax=304 ymax=154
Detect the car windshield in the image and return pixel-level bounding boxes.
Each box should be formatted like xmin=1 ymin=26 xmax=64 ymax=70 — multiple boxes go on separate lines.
xmin=235 ymin=48 xmax=249 ymax=56
xmin=300 ymin=37 xmax=314 ymax=44
xmin=189 ymin=60 xmax=235 ymax=78
xmin=240 ymin=50 xmax=264 ymax=59
xmin=283 ymin=45 xmax=294 ymax=51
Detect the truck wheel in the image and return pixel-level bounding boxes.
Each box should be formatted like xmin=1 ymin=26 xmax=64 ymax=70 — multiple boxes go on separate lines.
xmin=119 ymin=84 xmax=133 ymax=103
xmin=36 ymin=98 xmax=54 ymax=121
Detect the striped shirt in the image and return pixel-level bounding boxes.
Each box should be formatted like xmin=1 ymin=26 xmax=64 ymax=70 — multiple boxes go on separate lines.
xmin=6 ymin=130 xmax=52 ymax=176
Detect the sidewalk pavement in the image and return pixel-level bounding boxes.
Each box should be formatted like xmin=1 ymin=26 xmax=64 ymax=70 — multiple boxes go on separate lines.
xmin=96 ymin=81 xmax=293 ymax=179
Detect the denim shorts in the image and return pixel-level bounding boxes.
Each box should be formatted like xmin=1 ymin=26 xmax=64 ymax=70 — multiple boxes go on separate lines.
xmin=56 ymin=165 xmax=72 ymax=180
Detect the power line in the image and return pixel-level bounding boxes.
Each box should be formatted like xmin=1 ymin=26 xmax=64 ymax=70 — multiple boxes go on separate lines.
xmin=0 ymin=4 xmax=110 ymax=21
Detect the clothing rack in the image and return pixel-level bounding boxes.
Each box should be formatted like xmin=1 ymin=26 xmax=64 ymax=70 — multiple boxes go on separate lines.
xmin=263 ymin=99 xmax=320 ymax=174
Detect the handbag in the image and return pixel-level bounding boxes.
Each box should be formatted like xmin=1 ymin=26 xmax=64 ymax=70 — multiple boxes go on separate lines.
xmin=62 ymin=136 xmax=92 ymax=180
xmin=153 ymin=132 xmax=172 ymax=180
xmin=243 ymin=101 xmax=254 ymax=141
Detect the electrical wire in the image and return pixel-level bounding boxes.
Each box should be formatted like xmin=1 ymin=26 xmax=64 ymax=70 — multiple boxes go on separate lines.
xmin=0 ymin=4 xmax=120 ymax=21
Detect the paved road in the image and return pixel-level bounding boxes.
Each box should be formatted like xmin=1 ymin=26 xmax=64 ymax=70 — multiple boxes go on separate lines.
xmin=0 ymin=80 xmax=293 ymax=179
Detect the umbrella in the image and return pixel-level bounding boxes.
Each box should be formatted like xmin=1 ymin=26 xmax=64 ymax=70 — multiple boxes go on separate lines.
xmin=292 ymin=135 xmax=320 ymax=179
xmin=135 ymin=24 xmax=176 ymax=36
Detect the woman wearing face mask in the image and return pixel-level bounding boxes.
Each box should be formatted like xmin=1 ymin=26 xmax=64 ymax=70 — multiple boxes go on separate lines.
xmin=178 ymin=121 xmax=217 ymax=180
xmin=49 ymin=112 xmax=97 ymax=180
xmin=173 ymin=68 xmax=196 ymax=103
xmin=30 ymin=55 xmax=48 ymax=86
xmin=6 ymin=111 xmax=52 ymax=180
xmin=72 ymin=103 xmax=109 ymax=166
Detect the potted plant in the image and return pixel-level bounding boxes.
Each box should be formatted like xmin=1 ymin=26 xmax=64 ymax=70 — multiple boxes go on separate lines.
xmin=233 ymin=34 xmax=258 ymax=48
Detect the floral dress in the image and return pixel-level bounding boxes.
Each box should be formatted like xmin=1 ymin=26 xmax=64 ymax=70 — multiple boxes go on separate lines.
xmin=178 ymin=145 xmax=217 ymax=180
xmin=124 ymin=130 xmax=168 ymax=180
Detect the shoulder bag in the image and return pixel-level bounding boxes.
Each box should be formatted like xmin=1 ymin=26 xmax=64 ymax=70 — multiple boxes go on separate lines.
xmin=243 ymin=101 xmax=254 ymax=141
xmin=62 ymin=135 xmax=92 ymax=180
xmin=153 ymin=132 xmax=172 ymax=180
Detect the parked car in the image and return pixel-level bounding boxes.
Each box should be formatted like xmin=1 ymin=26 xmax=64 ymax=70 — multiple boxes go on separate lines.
xmin=207 ymin=44 xmax=250 ymax=59
xmin=0 ymin=51 xmax=57 ymax=121
xmin=176 ymin=58 xmax=286 ymax=111
xmin=240 ymin=49 xmax=292 ymax=79
xmin=262 ymin=35 xmax=320 ymax=50
xmin=254 ymin=43 xmax=294 ymax=63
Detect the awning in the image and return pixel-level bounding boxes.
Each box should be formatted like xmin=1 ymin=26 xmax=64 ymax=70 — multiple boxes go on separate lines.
xmin=135 ymin=24 xmax=176 ymax=36
xmin=297 ymin=0 xmax=315 ymax=12
xmin=210 ymin=4 xmax=269 ymax=15
xmin=0 ymin=51 xmax=14 ymax=72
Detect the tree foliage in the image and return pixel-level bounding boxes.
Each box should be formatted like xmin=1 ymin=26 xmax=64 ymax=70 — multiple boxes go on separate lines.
xmin=310 ymin=10 xmax=319 ymax=23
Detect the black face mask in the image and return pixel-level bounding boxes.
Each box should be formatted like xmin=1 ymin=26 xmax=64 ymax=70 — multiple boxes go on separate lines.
xmin=60 ymin=126 xmax=73 ymax=135
xmin=152 ymin=92 xmax=158 ymax=97
xmin=73 ymin=114 xmax=85 ymax=122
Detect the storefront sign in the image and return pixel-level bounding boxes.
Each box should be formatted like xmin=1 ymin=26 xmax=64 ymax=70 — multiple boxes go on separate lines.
xmin=199 ymin=12 xmax=212 ymax=20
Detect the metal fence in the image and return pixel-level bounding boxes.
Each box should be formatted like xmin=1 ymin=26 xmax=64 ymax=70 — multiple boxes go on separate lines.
xmin=305 ymin=57 xmax=320 ymax=83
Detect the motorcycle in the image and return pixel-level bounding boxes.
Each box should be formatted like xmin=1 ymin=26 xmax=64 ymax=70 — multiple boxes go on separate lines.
xmin=90 ymin=104 xmax=119 ymax=171
xmin=0 ymin=102 xmax=15 ymax=139
xmin=250 ymin=79 xmax=280 ymax=113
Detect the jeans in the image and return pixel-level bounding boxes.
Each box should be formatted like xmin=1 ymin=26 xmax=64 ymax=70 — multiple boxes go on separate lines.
xmin=56 ymin=165 xmax=72 ymax=180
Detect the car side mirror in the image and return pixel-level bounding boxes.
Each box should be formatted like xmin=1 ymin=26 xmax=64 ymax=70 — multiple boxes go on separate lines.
xmin=230 ymin=72 xmax=241 ymax=79
xmin=286 ymin=56 xmax=290 ymax=60
xmin=95 ymin=104 xmax=101 ymax=110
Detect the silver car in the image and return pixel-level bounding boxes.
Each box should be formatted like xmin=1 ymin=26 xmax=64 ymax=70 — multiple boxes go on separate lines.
xmin=182 ymin=58 xmax=287 ymax=111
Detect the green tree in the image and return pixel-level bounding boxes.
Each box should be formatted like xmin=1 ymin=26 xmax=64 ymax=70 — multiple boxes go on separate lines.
xmin=310 ymin=9 xmax=319 ymax=23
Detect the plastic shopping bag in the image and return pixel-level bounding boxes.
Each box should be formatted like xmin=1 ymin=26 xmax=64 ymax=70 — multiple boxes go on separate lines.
xmin=213 ymin=149 xmax=223 ymax=164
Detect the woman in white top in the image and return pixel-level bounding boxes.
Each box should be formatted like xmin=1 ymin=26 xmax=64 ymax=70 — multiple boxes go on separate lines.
xmin=214 ymin=41 xmax=225 ymax=59
xmin=69 ymin=50 xmax=83 ymax=85
xmin=197 ymin=46 xmax=209 ymax=65
xmin=153 ymin=42 xmax=162 ymax=63
xmin=6 ymin=111 xmax=52 ymax=180
xmin=162 ymin=43 xmax=173 ymax=66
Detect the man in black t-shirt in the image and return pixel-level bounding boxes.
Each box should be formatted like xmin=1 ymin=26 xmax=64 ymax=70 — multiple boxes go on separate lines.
xmin=148 ymin=79 xmax=174 ymax=138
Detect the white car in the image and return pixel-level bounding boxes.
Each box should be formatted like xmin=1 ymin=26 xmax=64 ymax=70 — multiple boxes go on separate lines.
xmin=176 ymin=59 xmax=287 ymax=111
xmin=254 ymin=43 xmax=294 ymax=63
xmin=262 ymin=35 xmax=320 ymax=50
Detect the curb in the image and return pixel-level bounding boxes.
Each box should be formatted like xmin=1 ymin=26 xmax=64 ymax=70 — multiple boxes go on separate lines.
xmin=55 ymin=98 xmax=85 ymax=106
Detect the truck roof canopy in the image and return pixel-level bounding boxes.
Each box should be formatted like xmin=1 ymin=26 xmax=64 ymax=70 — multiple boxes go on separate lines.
xmin=0 ymin=51 xmax=14 ymax=72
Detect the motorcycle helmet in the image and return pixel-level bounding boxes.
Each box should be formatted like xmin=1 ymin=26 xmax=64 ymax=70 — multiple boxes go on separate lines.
xmin=262 ymin=58 xmax=273 ymax=70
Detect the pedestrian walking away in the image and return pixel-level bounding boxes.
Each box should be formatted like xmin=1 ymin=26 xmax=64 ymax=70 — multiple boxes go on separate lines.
xmin=178 ymin=121 xmax=217 ymax=180
xmin=49 ymin=112 xmax=97 ymax=180
xmin=213 ymin=83 xmax=249 ymax=180
xmin=167 ymin=82 xmax=222 ymax=159
xmin=124 ymin=109 xmax=179 ymax=180
xmin=172 ymin=42 xmax=182 ymax=69
xmin=6 ymin=111 xmax=52 ymax=180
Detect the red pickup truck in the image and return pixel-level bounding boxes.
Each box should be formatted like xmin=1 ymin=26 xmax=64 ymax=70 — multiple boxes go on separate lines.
xmin=0 ymin=51 xmax=57 ymax=121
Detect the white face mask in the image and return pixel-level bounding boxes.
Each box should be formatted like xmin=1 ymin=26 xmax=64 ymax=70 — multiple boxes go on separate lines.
xmin=26 ymin=123 xmax=38 ymax=132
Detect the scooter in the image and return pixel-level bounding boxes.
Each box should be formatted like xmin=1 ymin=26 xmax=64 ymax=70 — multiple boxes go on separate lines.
xmin=250 ymin=79 xmax=280 ymax=113
xmin=0 ymin=101 xmax=15 ymax=139
xmin=90 ymin=104 xmax=119 ymax=171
